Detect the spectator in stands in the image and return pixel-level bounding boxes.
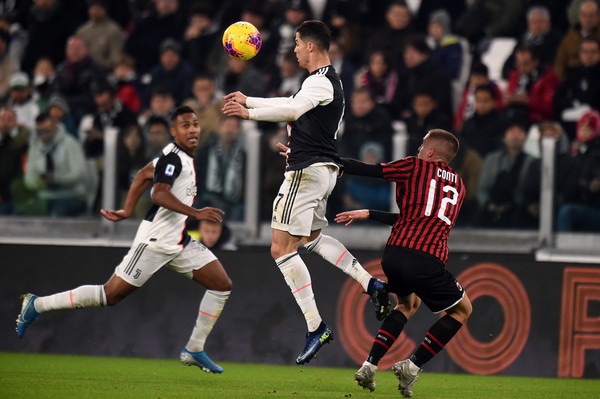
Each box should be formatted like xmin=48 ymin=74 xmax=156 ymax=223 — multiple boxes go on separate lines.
xmin=110 ymin=55 xmax=142 ymax=114
xmin=404 ymin=91 xmax=452 ymax=155
xmin=366 ymin=1 xmax=414 ymax=72
xmin=460 ymin=85 xmax=506 ymax=157
xmin=53 ymin=35 xmax=107 ymax=126
xmin=24 ymin=112 xmax=87 ymax=217
xmin=0 ymin=14 xmax=25 ymax=63
xmin=116 ymin=123 xmax=150 ymax=218
xmin=217 ymin=57 xmax=266 ymax=98
xmin=553 ymin=36 xmax=600 ymax=139
xmin=0 ymin=28 xmax=20 ymax=101
xmin=395 ymin=34 xmax=453 ymax=120
xmin=504 ymin=46 xmax=560 ymax=124
xmin=124 ymin=0 xmax=186 ymax=75
xmin=521 ymin=121 xmax=574 ymax=228
xmin=413 ymin=0 xmax=467 ymax=34
xmin=182 ymin=73 xmax=224 ymax=147
xmin=195 ymin=116 xmax=245 ymax=221
xmin=449 ymin=141 xmax=483 ymax=227
xmin=454 ymin=0 xmax=525 ymax=46
xmin=137 ymin=88 xmax=175 ymax=130
xmin=31 ymin=57 xmax=56 ymax=106
xmin=182 ymin=3 xmax=222 ymax=75
xmin=20 ymin=0 xmax=76 ymax=73
xmin=47 ymin=94 xmax=77 ymax=138
xmin=454 ymin=63 xmax=504 ymax=132
xmin=276 ymin=0 xmax=312 ymax=65
xmin=501 ymin=6 xmax=562 ymax=80
xmin=0 ymin=107 xmax=29 ymax=215
xmin=144 ymin=38 xmax=195 ymax=106
xmin=269 ymin=49 xmax=306 ymax=98
xmin=354 ymin=49 xmax=399 ymax=114
xmin=144 ymin=115 xmax=172 ymax=160
xmin=188 ymin=219 xmax=238 ymax=251
xmin=428 ymin=9 xmax=463 ymax=81
xmin=343 ymin=141 xmax=390 ymax=212
xmin=329 ymin=40 xmax=356 ymax=111
xmin=556 ymin=110 xmax=600 ymax=232
xmin=328 ymin=2 xmax=362 ymax=65
xmin=75 ymin=0 xmax=125 ymax=70
xmin=476 ymin=121 xmax=535 ymax=228
xmin=339 ymin=87 xmax=394 ymax=160
xmin=554 ymin=0 xmax=600 ymax=81
xmin=6 ymin=72 xmax=40 ymax=131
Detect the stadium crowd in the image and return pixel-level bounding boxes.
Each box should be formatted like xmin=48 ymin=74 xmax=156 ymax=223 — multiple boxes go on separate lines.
xmin=0 ymin=0 xmax=599 ymax=232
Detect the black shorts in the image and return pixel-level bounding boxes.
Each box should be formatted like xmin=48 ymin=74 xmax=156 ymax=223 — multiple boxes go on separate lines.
xmin=381 ymin=246 xmax=465 ymax=314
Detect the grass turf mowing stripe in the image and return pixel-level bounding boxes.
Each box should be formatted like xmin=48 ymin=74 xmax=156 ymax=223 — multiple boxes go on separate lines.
xmin=1 ymin=352 xmax=598 ymax=399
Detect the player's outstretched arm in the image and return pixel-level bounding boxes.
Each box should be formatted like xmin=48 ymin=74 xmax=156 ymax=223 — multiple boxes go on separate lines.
xmin=100 ymin=161 xmax=155 ymax=222
xmin=151 ymin=182 xmax=224 ymax=223
xmin=335 ymin=209 xmax=399 ymax=227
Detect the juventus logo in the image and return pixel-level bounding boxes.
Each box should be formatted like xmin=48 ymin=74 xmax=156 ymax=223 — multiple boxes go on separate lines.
xmin=133 ymin=269 xmax=142 ymax=279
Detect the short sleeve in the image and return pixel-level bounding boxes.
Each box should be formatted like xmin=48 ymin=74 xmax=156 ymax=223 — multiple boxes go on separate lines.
xmin=154 ymin=152 xmax=182 ymax=186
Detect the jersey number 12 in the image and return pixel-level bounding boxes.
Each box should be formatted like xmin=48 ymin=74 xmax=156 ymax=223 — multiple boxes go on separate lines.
xmin=424 ymin=179 xmax=459 ymax=225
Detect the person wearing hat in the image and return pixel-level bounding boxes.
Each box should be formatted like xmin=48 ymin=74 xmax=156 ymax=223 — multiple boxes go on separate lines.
xmin=76 ymin=0 xmax=126 ymax=69
xmin=427 ymin=9 xmax=463 ymax=81
xmin=144 ymin=38 xmax=195 ymax=106
xmin=0 ymin=28 xmax=20 ymax=101
xmin=7 ymin=72 xmax=41 ymax=132
xmin=48 ymin=94 xmax=77 ymax=138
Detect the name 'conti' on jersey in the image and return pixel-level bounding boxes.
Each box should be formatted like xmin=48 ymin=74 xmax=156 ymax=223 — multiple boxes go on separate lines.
xmin=134 ymin=143 xmax=197 ymax=254
xmin=382 ymin=156 xmax=465 ymax=264
xmin=287 ymin=65 xmax=344 ymax=171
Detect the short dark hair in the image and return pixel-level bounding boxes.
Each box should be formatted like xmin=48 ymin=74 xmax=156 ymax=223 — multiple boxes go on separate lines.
xmin=170 ymin=105 xmax=196 ymax=123
xmin=470 ymin=62 xmax=489 ymax=76
xmin=405 ymin=34 xmax=431 ymax=55
xmin=474 ymin=84 xmax=495 ymax=98
xmin=147 ymin=116 xmax=170 ymax=130
xmin=296 ymin=20 xmax=331 ymax=51
xmin=427 ymin=129 xmax=459 ymax=162
xmin=35 ymin=112 xmax=51 ymax=124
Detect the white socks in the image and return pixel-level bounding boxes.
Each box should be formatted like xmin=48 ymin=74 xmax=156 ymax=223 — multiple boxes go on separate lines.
xmin=363 ymin=360 xmax=377 ymax=372
xmin=276 ymin=252 xmax=322 ymax=331
xmin=304 ymin=234 xmax=372 ymax=291
xmin=33 ymin=285 xmax=107 ymax=313
xmin=185 ymin=289 xmax=230 ymax=352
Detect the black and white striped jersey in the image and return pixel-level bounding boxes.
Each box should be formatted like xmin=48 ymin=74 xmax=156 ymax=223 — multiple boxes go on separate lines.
xmin=135 ymin=143 xmax=197 ymax=254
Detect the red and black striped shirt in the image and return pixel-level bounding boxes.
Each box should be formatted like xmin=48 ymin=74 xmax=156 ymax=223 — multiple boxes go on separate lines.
xmin=381 ymin=156 xmax=465 ymax=263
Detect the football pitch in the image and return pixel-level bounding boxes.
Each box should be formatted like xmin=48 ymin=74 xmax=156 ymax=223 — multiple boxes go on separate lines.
xmin=2 ymin=353 xmax=599 ymax=399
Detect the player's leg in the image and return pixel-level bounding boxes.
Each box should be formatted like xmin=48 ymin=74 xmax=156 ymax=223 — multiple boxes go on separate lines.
xmin=356 ymin=294 xmax=420 ymax=392
xmin=271 ymin=167 xmax=334 ymax=364
xmin=169 ymin=241 xmax=231 ymax=373
xmin=302 ymin=164 xmax=391 ymax=319
xmin=393 ymin=261 xmax=471 ymax=398
xmin=303 ymin=230 xmax=391 ymax=320
xmin=16 ymin=274 xmax=136 ymax=338
xmin=16 ymin=242 xmax=166 ymax=338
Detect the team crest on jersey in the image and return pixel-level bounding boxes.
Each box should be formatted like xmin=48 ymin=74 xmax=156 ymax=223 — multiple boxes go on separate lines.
xmin=165 ymin=164 xmax=175 ymax=176
xmin=456 ymin=281 xmax=463 ymax=292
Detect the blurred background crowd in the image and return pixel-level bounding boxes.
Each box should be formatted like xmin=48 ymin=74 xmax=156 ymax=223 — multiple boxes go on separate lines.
xmin=0 ymin=0 xmax=599 ymax=235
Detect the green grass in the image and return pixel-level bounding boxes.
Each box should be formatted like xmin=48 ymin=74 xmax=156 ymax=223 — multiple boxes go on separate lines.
xmin=1 ymin=352 xmax=598 ymax=399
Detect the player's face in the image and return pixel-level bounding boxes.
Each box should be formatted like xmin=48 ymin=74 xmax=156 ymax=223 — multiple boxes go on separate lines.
xmin=294 ymin=33 xmax=309 ymax=69
xmin=171 ymin=112 xmax=200 ymax=155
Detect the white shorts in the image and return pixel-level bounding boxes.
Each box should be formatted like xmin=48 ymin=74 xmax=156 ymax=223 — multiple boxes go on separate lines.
xmin=271 ymin=162 xmax=339 ymax=237
xmin=114 ymin=239 xmax=218 ymax=287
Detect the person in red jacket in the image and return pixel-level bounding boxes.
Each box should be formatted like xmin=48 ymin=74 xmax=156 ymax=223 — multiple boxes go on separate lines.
xmin=504 ymin=45 xmax=560 ymax=124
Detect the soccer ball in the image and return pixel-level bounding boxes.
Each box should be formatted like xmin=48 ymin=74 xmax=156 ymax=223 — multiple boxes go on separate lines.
xmin=222 ymin=21 xmax=262 ymax=61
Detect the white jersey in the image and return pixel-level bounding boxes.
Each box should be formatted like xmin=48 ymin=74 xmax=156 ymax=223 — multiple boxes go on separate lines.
xmin=133 ymin=143 xmax=197 ymax=254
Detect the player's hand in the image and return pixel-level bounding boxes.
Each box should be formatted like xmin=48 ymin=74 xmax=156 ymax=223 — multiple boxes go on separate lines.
xmin=195 ymin=207 xmax=225 ymax=223
xmin=100 ymin=209 xmax=131 ymax=222
xmin=223 ymin=91 xmax=247 ymax=106
xmin=276 ymin=142 xmax=289 ymax=157
xmin=222 ymin=100 xmax=250 ymax=119
xmin=335 ymin=209 xmax=369 ymax=226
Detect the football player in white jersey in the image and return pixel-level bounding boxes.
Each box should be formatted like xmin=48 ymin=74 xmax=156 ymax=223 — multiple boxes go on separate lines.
xmin=16 ymin=106 xmax=232 ymax=374
xmin=223 ymin=20 xmax=391 ymax=365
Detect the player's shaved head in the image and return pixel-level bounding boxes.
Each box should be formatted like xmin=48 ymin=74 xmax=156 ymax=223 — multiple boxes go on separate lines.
xmin=423 ymin=129 xmax=459 ymax=163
